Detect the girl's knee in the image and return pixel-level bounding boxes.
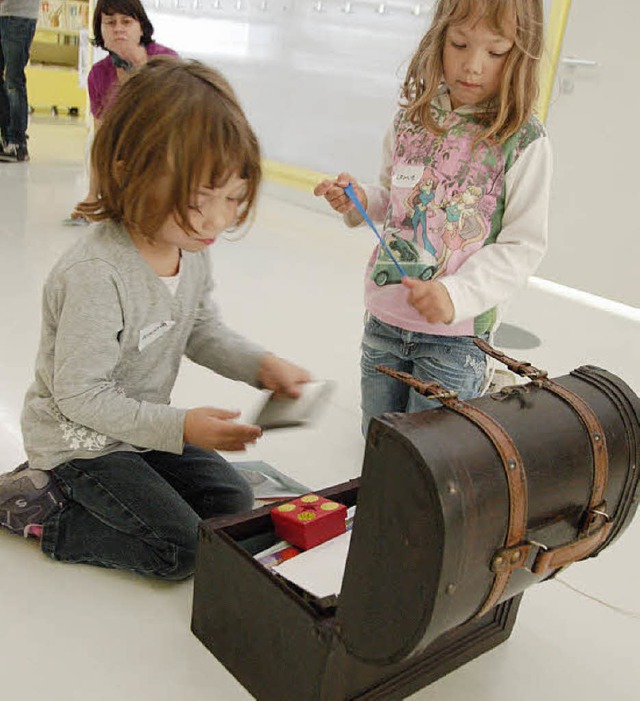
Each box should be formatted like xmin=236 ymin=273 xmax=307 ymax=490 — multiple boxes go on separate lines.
xmin=227 ymin=477 xmax=254 ymax=514
xmin=147 ymin=537 xmax=197 ymax=580
xmin=157 ymin=548 xmax=196 ymax=580
xmin=199 ymin=475 xmax=254 ymax=518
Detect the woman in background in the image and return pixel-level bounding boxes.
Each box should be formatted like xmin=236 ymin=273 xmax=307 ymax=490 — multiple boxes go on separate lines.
xmin=70 ymin=0 xmax=177 ymax=220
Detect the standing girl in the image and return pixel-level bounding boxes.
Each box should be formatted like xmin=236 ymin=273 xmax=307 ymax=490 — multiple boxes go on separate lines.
xmin=0 ymin=57 xmax=310 ymax=580
xmin=314 ymin=0 xmax=551 ymax=432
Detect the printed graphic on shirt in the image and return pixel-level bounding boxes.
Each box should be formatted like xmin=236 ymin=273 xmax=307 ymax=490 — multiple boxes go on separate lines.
xmin=53 ymin=405 xmax=109 ymax=452
xmin=138 ymin=320 xmax=176 ymax=351
xmin=370 ymin=227 xmax=438 ymax=288
xmin=404 ymin=169 xmax=439 ymax=257
xmin=370 ymin=114 xmax=503 ymax=285
xmin=437 ymin=184 xmax=488 ymax=274
xmin=366 ymin=108 xmax=545 ymax=336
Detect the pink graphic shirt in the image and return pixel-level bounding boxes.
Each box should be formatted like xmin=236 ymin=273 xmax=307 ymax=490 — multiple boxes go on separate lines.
xmin=350 ymin=87 xmax=552 ymax=338
xmin=88 ymin=43 xmax=179 ymax=118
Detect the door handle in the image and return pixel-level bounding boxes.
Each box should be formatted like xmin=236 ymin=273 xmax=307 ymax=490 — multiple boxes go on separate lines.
xmin=561 ymin=57 xmax=598 ymax=67
xmin=558 ymin=57 xmax=599 ymax=96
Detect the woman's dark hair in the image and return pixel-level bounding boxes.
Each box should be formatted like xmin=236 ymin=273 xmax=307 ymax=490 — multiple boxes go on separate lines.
xmin=92 ymin=0 xmax=155 ymax=48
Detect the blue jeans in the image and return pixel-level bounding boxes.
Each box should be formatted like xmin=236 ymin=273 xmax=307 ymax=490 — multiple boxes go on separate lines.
xmin=41 ymin=445 xmax=254 ymax=580
xmin=361 ymin=315 xmax=487 ymax=434
xmin=0 ymin=16 xmax=37 ymax=145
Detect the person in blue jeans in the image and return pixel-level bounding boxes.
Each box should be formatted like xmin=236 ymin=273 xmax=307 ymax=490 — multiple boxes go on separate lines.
xmin=0 ymin=0 xmax=38 ymax=162
xmin=314 ymin=0 xmax=551 ymax=435
xmin=0 ymin=58 xmax=311 ymax=579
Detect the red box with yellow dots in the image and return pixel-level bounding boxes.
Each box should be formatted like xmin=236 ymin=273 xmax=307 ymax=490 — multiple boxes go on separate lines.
xmin=270 ymin=494 xmax=347 ymax=550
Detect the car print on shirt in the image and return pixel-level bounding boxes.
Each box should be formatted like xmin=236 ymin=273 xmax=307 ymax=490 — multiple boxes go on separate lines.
xmin=370 ymin=230 xmax=438 ymax=287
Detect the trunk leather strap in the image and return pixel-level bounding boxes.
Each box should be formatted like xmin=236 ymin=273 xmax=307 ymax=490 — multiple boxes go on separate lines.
xmin=473 ymin=338 xmax=611 ymax=576
xmin=375 ymin=366 xmax=528 ymax=618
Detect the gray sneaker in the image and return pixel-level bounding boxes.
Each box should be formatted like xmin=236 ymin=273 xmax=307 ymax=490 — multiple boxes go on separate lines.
xmin=0 ymin=464 xmax=66 ymax=537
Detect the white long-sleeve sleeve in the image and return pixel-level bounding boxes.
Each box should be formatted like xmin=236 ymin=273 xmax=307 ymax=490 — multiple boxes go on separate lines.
xmin=440 ymin=136 xmax=552 ymax=323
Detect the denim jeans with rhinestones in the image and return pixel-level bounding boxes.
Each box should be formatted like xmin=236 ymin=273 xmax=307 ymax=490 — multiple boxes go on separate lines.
xmin=360 ymin=314 xmax=488 ymax=435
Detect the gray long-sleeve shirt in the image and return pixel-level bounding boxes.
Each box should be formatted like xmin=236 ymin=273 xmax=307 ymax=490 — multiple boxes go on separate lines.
xmin=21 ymin=221 xmax=266 ymax=470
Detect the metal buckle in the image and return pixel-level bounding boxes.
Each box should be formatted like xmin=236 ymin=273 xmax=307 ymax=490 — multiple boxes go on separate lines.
xmin=523 ymin=539 xmax=548 ymax=573
xmin=430 ymin=390 xmax=459 ymax=400
xmin=514 ymin=363 xmax=549 ymax=387
xmin=582 ymin=507 xmax=611 ymax=537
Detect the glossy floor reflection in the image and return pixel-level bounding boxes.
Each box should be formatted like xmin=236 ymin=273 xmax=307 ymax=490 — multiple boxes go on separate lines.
xmin=0 ymin=121 xmax=638 ymax=701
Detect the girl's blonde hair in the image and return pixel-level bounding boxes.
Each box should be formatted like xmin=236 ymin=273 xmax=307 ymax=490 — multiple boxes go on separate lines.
xmin=78 ymin=56 xmax=261 ymax=239
xmin=401 ymin=0 xmax=544 ymax=144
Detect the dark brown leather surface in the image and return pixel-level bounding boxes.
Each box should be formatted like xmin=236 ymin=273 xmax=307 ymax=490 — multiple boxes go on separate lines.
xmin=338 ymin=360 xmax=639 ymax=663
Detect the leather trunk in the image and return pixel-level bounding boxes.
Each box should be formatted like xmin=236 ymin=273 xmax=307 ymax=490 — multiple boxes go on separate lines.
xmin=191 ymin=360 xmax=639 ymax=700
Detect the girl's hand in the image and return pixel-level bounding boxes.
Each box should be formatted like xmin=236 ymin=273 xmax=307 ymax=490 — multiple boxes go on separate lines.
xmin=258 ymin=354 xmax=311 ymax=398
xmin=402 ymin=278 xmax=455 ymax=325
xmin=313 ymin=172 xmax=367 ymax=214
xmin=184 ymin=407 xmax=262 ymax=452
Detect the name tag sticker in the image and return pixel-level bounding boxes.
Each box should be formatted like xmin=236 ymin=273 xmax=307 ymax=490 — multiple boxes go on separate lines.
xmin=138 ymin=320 xmax=175 ymax=351
xmin=391 ymin=165 xmax=425 ymax=189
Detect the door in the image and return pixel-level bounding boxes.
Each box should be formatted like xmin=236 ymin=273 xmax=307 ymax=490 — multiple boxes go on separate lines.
xmin=540 ymin=0 xmax=640 ymax=307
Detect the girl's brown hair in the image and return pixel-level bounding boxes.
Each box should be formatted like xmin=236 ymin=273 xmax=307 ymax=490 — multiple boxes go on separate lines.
xmin=78 ymin=57 xmax=261 ymax=239
xmin=401 ymin=0 xmax=544 ymax=144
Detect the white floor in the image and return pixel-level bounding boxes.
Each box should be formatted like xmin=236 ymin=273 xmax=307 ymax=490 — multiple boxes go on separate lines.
xmin=0 ymin=120 xmax=638 ymax=700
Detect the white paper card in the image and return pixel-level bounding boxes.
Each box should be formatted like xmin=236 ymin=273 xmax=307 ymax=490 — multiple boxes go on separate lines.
xmin=391 ymin=164 xmax=425 ymax=189
xmin=251 ymin=380 xmax=334 ymax=429
xmin=273 ymin=530 xmax=352 ymax=599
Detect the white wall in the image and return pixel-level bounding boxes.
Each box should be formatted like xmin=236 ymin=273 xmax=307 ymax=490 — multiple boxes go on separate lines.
xmin=148 ymin=0 xmax=434 ymax=179
xmin=540 ymin=0 xmax=639 ymax=307
xmin=146 ymin=1 xmax=554 ymax=180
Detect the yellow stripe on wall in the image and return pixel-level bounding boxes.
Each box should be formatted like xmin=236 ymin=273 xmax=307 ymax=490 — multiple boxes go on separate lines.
xmin=262 ymin=160 xmax=330 ymax=193
xmin=538 ymin=0 xmax=572 ymax=122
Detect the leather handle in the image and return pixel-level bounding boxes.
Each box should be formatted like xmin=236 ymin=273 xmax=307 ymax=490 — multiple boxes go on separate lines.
xmin=532 ymin=518 xmax=613 ymax=577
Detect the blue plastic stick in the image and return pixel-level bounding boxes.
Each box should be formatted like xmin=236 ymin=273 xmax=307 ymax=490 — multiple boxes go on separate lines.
xmin=343 ymin=183 xmax=407 ymax=278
